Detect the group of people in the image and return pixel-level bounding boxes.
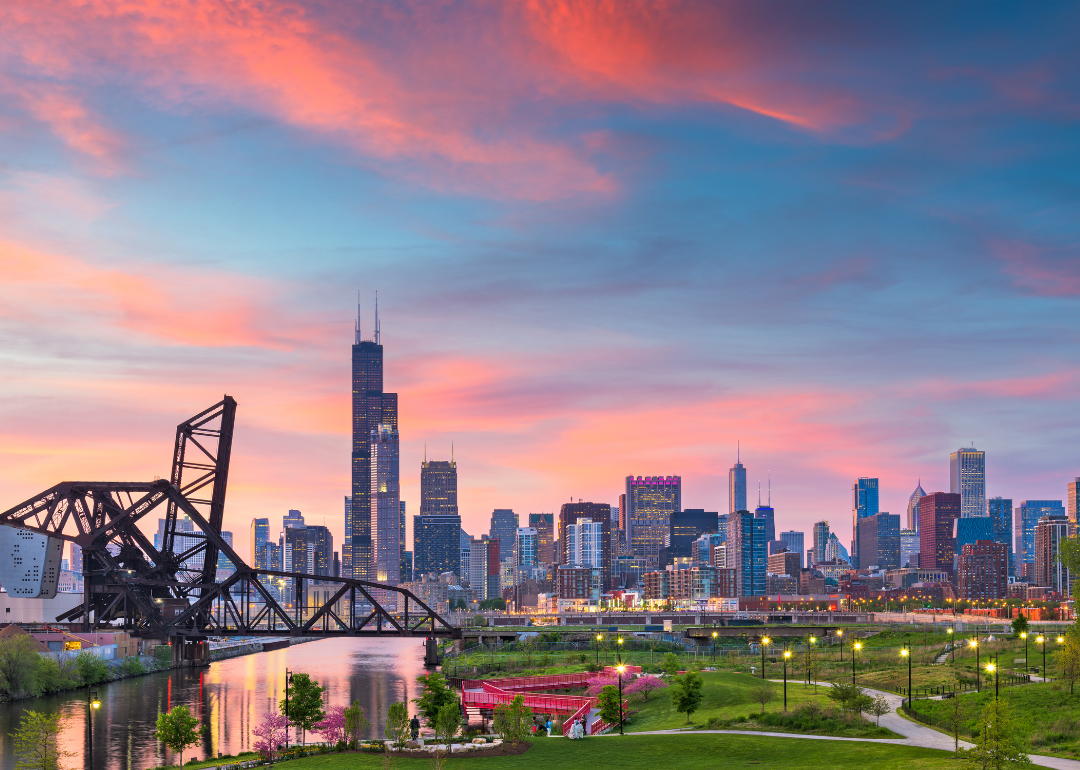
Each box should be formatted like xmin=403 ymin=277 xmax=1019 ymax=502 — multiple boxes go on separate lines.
xmin=565 ymin=718 xmax=587 ymax=739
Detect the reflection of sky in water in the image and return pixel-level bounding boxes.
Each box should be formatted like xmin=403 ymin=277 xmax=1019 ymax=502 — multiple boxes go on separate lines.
xmin=0 ymin=637 xmax=427 ymax=770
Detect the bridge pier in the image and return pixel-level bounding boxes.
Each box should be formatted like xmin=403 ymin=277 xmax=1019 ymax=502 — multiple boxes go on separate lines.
xmin=171 ymin=638 xmax=210 ymax=668
xmin=424 ymin=637 xmax=440 ymax=667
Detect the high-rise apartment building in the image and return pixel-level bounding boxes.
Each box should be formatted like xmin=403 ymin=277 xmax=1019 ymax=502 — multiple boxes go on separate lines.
xmin=412 ymin=513 xmax=461 ymax=577
xmin=767 ymin=550 xmax=801 ymax=577
xmin=899 ymin=530 xmax=919 ymax=568
xmin=370 ymin=424 xmax=401 ymax=584
xmin=528 ymin=513 xmax=555 ymax=564
xmin=918 ymin=492 xmax=961 ymax=577
xmin=467 ymin=537 xmax=499 ymax=601
xmin=666 ymin=509 xmax=718 ymax=565
xmin=346 ymin=301 xmax=397 ymax=581
xmin=559 ymin=502 xmax=612 ymax=588
xmin=811 ymin=521 xmax=830 ymax=565
xmin=399 ymin=501 xmax=407 ymax=584
xmin=516 ymin=527 xmax=538 ymax=570
xmin=489 ymin=509 xmax=519 ymax=560
xmin=780 ymin=531 xmax=804 ymax=569
xmin=283 ymin=526 xmax=309 ymax=573
xmin=1015 ymin=500 xmax=1065 ymax=577
xmin=958 ymin=541 xmax=1007 ymax=600
xmin=856 ymin=512 xmax=900 ymax=570
xmin=950 ymin=446 xmax=987 ymax=518
xmin=1035 ymin=515 xmax=1074 ymax=595
xmin=729 ymin=510 xmax=767 ymax=597
xmin=306 ymin=525 xmax=334 ymax=577
xmin=851 ymin=478 xmax=879 ymax=568
xmin=625 ymin=476 xmax=681 ymax=570
xmin=250 ymin=518 xmax=270 ymax=569
xmin=987 ymin=497 xmax=1013 ymax=574
xmin=1069 ymin=478 xmax=1080 ymax=524
xmin=729 ymin=452 xmax=747 ymax=514
xmin=907 ymin=481 xmax=926 ymax=533
xmin=565 ymin=519 xmax=603 ymax=568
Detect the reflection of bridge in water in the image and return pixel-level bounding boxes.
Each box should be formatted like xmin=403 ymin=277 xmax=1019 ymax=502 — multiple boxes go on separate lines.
xmin=0 ymin=398 xmax=458 ymax=666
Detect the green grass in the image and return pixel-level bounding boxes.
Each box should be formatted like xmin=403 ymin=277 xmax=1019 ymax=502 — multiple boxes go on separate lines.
xmin=911 ymin=680 xmax=1080 ymax=757
xmin=623 ymin=672 xmax=896 ymax=738
xmin=281 ymin=733 xmax=964 ymax=770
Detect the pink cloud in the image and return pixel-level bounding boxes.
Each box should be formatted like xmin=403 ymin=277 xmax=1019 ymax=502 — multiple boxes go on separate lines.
xmin=991 ymin=238 xmax=1080 ymax=297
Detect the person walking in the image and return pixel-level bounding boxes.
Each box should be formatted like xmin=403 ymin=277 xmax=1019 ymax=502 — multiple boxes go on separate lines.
xmin=410 ymin=715 xmax=421 ymax=741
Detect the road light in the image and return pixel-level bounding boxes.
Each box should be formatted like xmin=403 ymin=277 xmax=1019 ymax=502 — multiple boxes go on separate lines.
xmin=901 ymin=647 xmax=912 ymax=709
xmin=596 ymin=634 xmax=602 ymax=665
xmin=947 ymin=628 xmax=955 ymax=661
xmin=616 ymin=664 xmax=626 ymax=735
xmin=783 ymin=649 xmax=792 ymax=710
xmin=712 ymin=631 xmax=718 ymax=662
xmin=761 ymin=636 xmax=771 ymax=679
xmin=852 ymin=641 xmax=862 ymax=684
xmin=617 ymin=637 xmax=624 ymax=664
xmin=1020 ymin=632 xmax=1028 ymax=673
xmin=1037 ymin=635 xmax=1046 ymax=679
xmin=806 ymin=635 xmax=816 ymax=686
xmin=987 ymin=659 xmax=999 ymax=699
xmin=837 ymin=629 xmax=844 ymax=661
xmin=969 ymin=639 xmax=980 ymax=692
xmin=87 ymin=688 xmax=100 ymax=768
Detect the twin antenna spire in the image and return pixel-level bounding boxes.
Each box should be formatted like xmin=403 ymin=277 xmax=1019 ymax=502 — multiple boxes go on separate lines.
xmin=354 ymin=291 xmax=381 ymax=344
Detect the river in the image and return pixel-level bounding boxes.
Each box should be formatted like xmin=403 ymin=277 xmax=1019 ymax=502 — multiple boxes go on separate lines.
xmin=0 ymin=637 xmax=429 ymax=770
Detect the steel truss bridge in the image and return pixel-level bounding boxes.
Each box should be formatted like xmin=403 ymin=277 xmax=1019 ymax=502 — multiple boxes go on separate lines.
xmin=0 ymin=397 xmax=459 ymax=647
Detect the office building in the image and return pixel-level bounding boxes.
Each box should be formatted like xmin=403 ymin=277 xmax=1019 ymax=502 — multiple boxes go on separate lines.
xmin=559 ymin=502 xmax=612 ymax=586
xmin=958 ymin=541 xmax=1008 ymax=600
xmin=811 ymin=521 xmax=829 ymax=565
xmin=907 ymin=481 xmax=926 ymax=533
xmin=489 ymin=509 xmax=519 ymax=560
xmin=459 ymin=530 xmax=472 ymax=585
xmin=918 ymin=492 xmax=961 ymax=577
xmin=899 ymin=529 xmax=919 ymax=569
xmin=729 ymin=451 xmax=747 ymax=514
xmin=987 ymin=497 xmax=1013 ymax=575
xmin=954 ymin=517 xmax=994 ymax=556
xmin=1035 ymin=515 xmax=1074 ymax=595
xmin=780 ymin=531 xmax=804 ymax=569
xmin=403 ymin=551 xmax=412 ymax=582
xmin=399 ymin=501 xmax=407 ymax=584
xmin=625 ymin=476 xmax=681 ymax=569
xmin=665 ymin=508 xmax=719 ymax=565
xmin=717 ymin=514 xmax=728 ymax=544
xmin=565 ymin=519 xmax=603 ymax=568
xmin=556 ymin=566 xmax=602 ymax=602
xmin=370 ymin=424 xmax=401 ymax=584
xmin=516 ymin=527 xmax=538 ymax=570
xmin=1015 ymin=500 xmax=1065 ymax=577
xmin=1069 ymin=479 xmax=1080 ymax=524
xmin=729 ymin=510 xmax=767 ymax=597
xmin=528 ymin=513 xmax=555 ymax=564
xmin=413 ymin=513 xmax=461 ymax=577
xmin=851 ymin=478 xmax=879 ymax=568
xmin=768 ymin=550 xmax=800 ymax=577
xmin=856 ymin=512 xmax=900 ymax=570
xmin=154 ymin=515 xmax=202 ymax=571
xmin=250 ymin=518 xmax=270 ymax=569
xmin=950 ymin=446 xmax=987 ymax=518
xmin=283 ymin=525 xmax=309 ymax=575
xmin=347 ymin=301 xmax=397 ymax=581
xmin=284 ymin=509 xmax=304 ymax=529
xmin=421 ymin=459 xmax=458 ymax=516
xmin=826 ymin=533 xmax=849 ymax=564
xmin=754 ymin=504 xmax=775 ymax=543
xmin=306 ymin=525 xmax=334 ymax=577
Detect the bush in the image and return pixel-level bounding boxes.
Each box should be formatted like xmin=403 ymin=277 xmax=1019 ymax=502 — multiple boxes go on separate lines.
xmin=153 ymin=644 xmax=173 ymax=668
xmin=119 ymin=656 xmax=147 ymax=677
xmin=0 ymin=635 xmax=43 ymax=699
xmin=38 ymin=656 xmax=79 ymax=694
xmin=74 ymin=652 xmax=110 ymax=686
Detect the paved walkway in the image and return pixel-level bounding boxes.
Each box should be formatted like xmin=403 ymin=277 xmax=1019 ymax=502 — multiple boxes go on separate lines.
xmin=602 ymin=682 xmax=1080 ymax=770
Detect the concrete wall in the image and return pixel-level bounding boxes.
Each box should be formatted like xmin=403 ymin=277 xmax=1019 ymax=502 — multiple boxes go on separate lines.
xmin=0 ymin=591 xmax=82 ymax=624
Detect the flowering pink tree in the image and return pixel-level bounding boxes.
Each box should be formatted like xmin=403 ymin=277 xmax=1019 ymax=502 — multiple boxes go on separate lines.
xmin=313 ymin=705 xmax=347 ymax=747
xmin=253 ymin=712 xmax=290 ymax=763
xmin=585 ymin=674 xmax=618 ymax=696
xmin=626 ymin=675 xmax=667 ymax=701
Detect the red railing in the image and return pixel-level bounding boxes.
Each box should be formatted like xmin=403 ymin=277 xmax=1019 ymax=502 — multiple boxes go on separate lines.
xmin=459 ymin=672 xmax=592 ymax=692
xmin=462 ymin=682 xmax=596 ymax=715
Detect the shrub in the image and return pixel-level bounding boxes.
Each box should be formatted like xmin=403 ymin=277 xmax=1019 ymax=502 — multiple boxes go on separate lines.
xmin=154 ymin=645 xmax=173 ymax=668
xmin=120 ymin=656 xmax=147 ymax=677
xmin=74 ymin=651 xmax=110 ymax=686
xmin=0 ymin=636 xmax=43 ymax=699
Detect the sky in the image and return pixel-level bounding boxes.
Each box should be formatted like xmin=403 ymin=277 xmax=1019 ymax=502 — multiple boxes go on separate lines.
xmin=1 ymin=0 xmax=1079 ymax=564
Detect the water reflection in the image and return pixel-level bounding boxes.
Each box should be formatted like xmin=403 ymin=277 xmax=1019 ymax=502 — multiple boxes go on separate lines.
xmin=0 ymin=637 xmax=428 ymax=770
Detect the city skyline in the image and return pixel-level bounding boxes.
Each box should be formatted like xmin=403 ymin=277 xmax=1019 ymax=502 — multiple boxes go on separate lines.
xmin=2 ymin=2 xmax=1080 ymax=563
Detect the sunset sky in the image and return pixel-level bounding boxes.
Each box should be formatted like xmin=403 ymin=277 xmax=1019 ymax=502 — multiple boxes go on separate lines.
xmin=1 ymin=1 xmax=1078 ymax=561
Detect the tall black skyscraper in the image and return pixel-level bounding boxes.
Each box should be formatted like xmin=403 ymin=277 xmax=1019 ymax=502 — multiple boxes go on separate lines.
xmin=344 ymin=298 xmax=397 ymax=581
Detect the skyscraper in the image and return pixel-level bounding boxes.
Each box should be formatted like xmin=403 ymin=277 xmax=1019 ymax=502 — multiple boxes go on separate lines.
xmin=420 ymin=459 xmax=458 ymax=516
xmin=371 ymin=424 xmax=401 ymax=584
xmin=918 ymin=492 xmax=961 ymax=577
xmin=516 ymin=527 xmax=539 ymax=570
xmin=559 ymin=502 xmax=612 ymax=588
xmin=346 ymin=298 xmax=397 ymax=581
xmin=851 ymin=478 xmax=879 ymax=568
xmin=1035 ymin=515 xmax=1074 ymax=595
xmin=754 ymin=503 xmax=775 ymax=543
xmin=780 ymin=531 xmax=804 ymax=569
xmin=1069 ymin=478 xmax=1080 ymax=524
xmin=413 ymin=513 xmax=461 ymax=577
xmin=489 ymin=509 xmax=519 ymax=559
xmin=284 ymin=509 xmax=305 ymax=529
xmin=528 ymin=513 xmax=555 ymax=564
xmin=306 ymin=525 xmax=334 ymax=576
xmin=950 ymin=446 xmax=987 ymax=518
xmin=729 ymin=510 xmax=767 ymax=596
xmin=564 ymin=519 xmax=602 ymax=568
xmin=729 ymin=450 xmax=747 ymax=514
xmin=625 ymin=476 xmax=681 ymax=570
xmin=399 ymin=501 xmax=407 ymax=584
xmin=811 ymin=521 xmax=829 ymax=565
xmin=856 ymin=512 xmax=900 ymax=570
xmin=987 ymin=497 xmax=1013 ymax=574
xmin=1015 ymin=500 xmax=1065 ymax=578
xmin=250 ymin=517 xmax=269 ymax=569
xmin=958 ymin=541 xmax=1007 ymax=600
xmin=665 ymin=509 xmax=718 ymax=566
xmin=907 ymin=481 xmax=926 ymax=533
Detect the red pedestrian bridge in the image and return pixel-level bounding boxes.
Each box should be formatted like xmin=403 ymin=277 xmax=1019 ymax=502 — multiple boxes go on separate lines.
xmin=458 ymin=669 xmax=634 ymax=737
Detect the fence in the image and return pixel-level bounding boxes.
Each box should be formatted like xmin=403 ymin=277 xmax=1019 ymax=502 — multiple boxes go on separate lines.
xmin=895 ymin=672 xmax=1032 ymax=699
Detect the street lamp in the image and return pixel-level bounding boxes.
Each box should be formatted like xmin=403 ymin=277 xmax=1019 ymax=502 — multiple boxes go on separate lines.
xmin=87 ymin=688 xmax=100 ymax=767
xmin=852 ymin=641 xmax=862 ymax=684
xmin=617 ymin=637 xmax=624 ymax=664
xmin=1037 ymin=635 xmax=1046 ymax=679
xmin=284 ymin=668 xmax=294 ymax=748
xmin=969 ymin=639 xmax=979 ymax=691
xmin=901 ymin=647 xmax=912 ymax=709
xmin=806 ymin=635 xmax=816 ymax=685
xmin=987 ymin=659 xmax=998 ymax=700
xmin=1020 ymin=632 xmax=1028 ymax=673
xmin=595 ymin=634 xmax=602 ymax=666
xmin=783 ymin=649 xmax=792 ymax=710
xmin=712 ymin=631 xmax=718 ymax=662
xmin=946 ymin=628 xmax=954 ymax=661
xmin=616 ymin=664 xmax=626 ymax=735
xmin=837 ymin=629 xmax=844 ymax=661
xmin=761 ymin=636 xmax=771 ymax=679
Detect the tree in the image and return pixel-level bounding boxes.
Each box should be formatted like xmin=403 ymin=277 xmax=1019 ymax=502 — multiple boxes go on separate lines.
xmin=493 ymin=694 xmax=532 ymax=745
xmin=825 ymin=682 xmax=863 ymax=712
xmin=386 ymin=701 xmax=411 ymax=748
xmin=944 ymin=686 xmax=968 ymax=757
xmin=670 ymin=671 xmax=704 ymax=723
xmin=478 ymin=598 xmax=506 ymax=611
xmin=37 ymin=658 xmax=78 ymax=695
xmin=584 ymin=673 xmax=617 ymax=696
xmin=866 ymin=694 xmax=891 ymax=725
xmin=155 ymin=705 xmax=201 ymax=767
xmin=314 ymin=705 xmax=347 ymax=748
xmin=252 ymin=711 xmax=290 ymax=763
xmin=279 ymin=673 xmax=326 ymax=746
xmin=343 ymin=700 xmax=369 ymax=750
xmin=73 ymin=651 xmax=109 ymax=687
xmin=660 ymin=652 xmax=681 ymax=677
xmin=959 ymin=698 xmax=1031 ymax=770
xmin=414 ymin=672 xmax=456 ymax=727
xmin=628 ymin=675 xmax=667 ymax=701
xmin=12 ymin=709 xmax=71 ymax=770
xmin=0 ymin=635 xmax=43 ymax=699
xmin=749 ymin=683 xmax=775 ymax=714
xmin=597 ymin=684 xmax=622 ymax=726
xmin=429 ymin=701 xmax=462 ymax=770
xmin=1059 ymin=628 xmax=1080 ymax=695
xmin=519 ymin=636 xmax=537 ymax=665
xmin=1010 ymin=616 xmax=1029 ymax=637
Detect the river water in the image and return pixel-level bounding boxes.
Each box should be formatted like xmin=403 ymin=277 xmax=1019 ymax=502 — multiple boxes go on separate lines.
xmin=0 ymin=637 xmax=429 ymax=770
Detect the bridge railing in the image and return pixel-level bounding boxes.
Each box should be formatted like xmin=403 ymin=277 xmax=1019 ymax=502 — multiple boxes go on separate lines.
xmin=459 ymin=673 xmax=592 ymax=692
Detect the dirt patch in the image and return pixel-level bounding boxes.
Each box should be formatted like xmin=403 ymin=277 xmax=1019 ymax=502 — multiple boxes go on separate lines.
xmin=396 ymin=742 xmax=533 ymax=760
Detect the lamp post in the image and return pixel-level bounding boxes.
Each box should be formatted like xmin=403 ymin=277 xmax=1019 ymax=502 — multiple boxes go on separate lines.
xmin=1020 ymin=632 xmax=1028 ymax=673
xmin=1037 ymin=635 xmax=1045 ymax=679
xmin=783 ymin=649 xmax=792 ymax=711
xmin=595 ymin=634 xmax=602 ymax=666
xmin=617 ymin=637 xmax=624 ymax=664
xmin=284 ymin=668 xmax=293 ymax=748
xmin=616 ymin=664 xmax=626 ymax=735
xmin=87 ymin=688 xmax=100 ymax=768
xmin=969 ymin=639 xmax=979 ymax=692
xmin=852 ymin=641 xmax=862 ymax=684
xmin=987 ymin=659 xmax=998 ymax=700
xmin=712 ymin=631 xmax=718 ymax=662
xmin=901 ymin=647 xmax=912 ymax=709
xmin=947 ymin=627 xmax=955 ymax=661
xmin=760 ymin=636 xmax=771 ymax=679
xmin=837 ymin=629 xmax=844 ymax=661
xmin=806 ymin=635 xmax=816 ymax=685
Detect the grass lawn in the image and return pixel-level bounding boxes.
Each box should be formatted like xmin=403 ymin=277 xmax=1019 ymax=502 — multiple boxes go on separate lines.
xmin=911 ymin=680 xmax=1080 ymax=757
xmin=282 ymin=733 xmax=964 ymax=770
xmin=623 ymin=671 xmax=896 ymax=738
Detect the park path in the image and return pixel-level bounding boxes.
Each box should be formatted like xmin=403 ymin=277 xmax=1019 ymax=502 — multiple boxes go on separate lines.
xmin=603 ymin=682 xmax=1080 ymax=770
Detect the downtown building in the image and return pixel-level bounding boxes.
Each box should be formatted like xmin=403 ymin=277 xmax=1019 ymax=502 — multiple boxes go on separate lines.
xmin=489 ymin=509 xmax=519 ymax=564
xmin=811 ymin=521 xmax=830 ymax=566
xmin=907 ymin=481 xmax=926 ymax=533
xmin=780 ymin=531 xmax=804 ymax=569
xmin=958 ymin=540 xmax=1008 ymax=600
xmin=855 ymin=512 xmax=900 ymax=570
xmin=558 ymin=502 xmax=612 ymax=588
xmin=1015 ymin=500 xmax=1065 ymax=579
xmin=413 ymin=458 xmax=461 ymax=578
xmin=850 ymin=477 xmax=879 ymax=568
xmin=950 ymin=446 xmax=986 ymax=518
xmin=988 ymin=497 xmax=1014 ymax=576
xmin=728 ymin=509 xmax=767 ymax=596
xmin=625 ymin=476 xmax=681 ymax=570
xmin=528 ymin=513 xmax=555 ymax=564
xmin=918 ymin=492 xmax=961 ymax=578
xmin=729 ymin=452 xmax=747 ymax=514
xmin=1035 ymin=515 xmax=1074 ymax=596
